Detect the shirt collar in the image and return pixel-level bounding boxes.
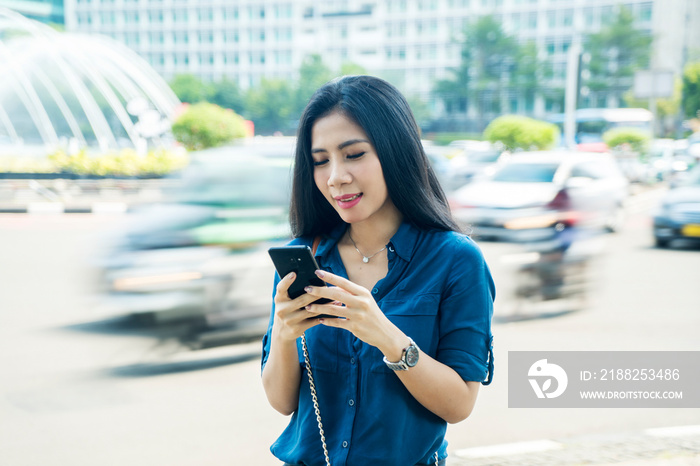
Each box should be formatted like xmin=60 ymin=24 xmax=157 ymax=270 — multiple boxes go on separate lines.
xmin=314 ymin=221 xmax=419 ymax=263
xmin=389 ymin=221 xmax=419 ymax=262
xmin=314 ymin=223 xmax=346 ymax=261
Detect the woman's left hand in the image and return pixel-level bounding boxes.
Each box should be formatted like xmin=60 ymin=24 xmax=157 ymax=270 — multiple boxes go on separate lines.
xmin=303 ymin=270 xmax=403 ymax=352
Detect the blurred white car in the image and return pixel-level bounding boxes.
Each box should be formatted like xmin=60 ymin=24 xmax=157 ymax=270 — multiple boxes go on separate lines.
xmin=449 ymin=151 xmax=629 ymax=242
xmin=449 ymin=147 xmax=509 ymax=186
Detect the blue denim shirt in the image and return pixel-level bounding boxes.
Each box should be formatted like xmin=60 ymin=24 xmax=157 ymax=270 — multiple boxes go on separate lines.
xmin=261 ymin=222 xmax=495 ymax=466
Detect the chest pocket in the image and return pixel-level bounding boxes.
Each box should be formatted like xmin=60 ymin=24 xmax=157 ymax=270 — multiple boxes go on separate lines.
xmin=297 ymin=324 xmax=339 ymax=372
xmin=370 ymin=294 xmax=440 ymax=374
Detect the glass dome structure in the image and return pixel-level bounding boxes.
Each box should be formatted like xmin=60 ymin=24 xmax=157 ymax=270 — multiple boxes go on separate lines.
xmin=0 ymin=8 xmax=181 ymax=153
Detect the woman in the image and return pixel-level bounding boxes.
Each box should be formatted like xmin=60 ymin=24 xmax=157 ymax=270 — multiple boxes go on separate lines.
xmin=261 ymin=75 xmax=494 ymax=466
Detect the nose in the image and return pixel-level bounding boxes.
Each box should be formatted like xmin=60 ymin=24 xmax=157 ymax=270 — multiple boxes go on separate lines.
xmin=327 ymin=159 xmax=352 ymax=188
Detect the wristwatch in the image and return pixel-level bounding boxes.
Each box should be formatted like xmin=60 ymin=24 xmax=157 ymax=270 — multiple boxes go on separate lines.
xmin=383 ymin=338 xmax=420 ymax=371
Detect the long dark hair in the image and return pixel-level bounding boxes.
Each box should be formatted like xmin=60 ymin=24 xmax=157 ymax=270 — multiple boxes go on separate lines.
xmin=290 ymin=75 xmax=459 ymax=237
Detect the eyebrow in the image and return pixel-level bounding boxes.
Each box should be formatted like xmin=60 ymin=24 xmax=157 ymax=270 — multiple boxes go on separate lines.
xmin=311 ymin=138 xmax=370 ymax=154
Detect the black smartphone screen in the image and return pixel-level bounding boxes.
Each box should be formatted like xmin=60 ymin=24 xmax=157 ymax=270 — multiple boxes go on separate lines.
xmin=268 ymin=245 xmax=332 ymax=305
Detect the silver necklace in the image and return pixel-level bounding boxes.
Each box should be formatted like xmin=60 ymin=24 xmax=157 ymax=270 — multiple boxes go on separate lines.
xmin=347 ymin=230 xmax=386 ymax=263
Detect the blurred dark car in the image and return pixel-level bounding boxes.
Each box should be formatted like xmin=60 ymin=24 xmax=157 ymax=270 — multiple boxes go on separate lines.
xmin=653 ymin=166 xmax=700 ymax=248
xmin=95 ymin=143 xmax=294 ymax=343
xmin=449 ymin=151 xmax=629 ymax=242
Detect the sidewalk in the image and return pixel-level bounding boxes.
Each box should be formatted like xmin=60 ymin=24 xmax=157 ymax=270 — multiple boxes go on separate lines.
xmin=449 ymin=425 xmax=700 ymax=465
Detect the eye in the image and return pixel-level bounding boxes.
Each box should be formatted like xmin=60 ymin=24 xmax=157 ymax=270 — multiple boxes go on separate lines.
xmin=313 ymin=159 xmax=328 ymax=167
xmin=347 ymin=152 xmax=365 ymax=160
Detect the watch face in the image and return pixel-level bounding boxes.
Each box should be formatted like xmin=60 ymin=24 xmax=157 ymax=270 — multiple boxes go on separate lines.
xmin=405 ymin=345 xmax=419 ymax=367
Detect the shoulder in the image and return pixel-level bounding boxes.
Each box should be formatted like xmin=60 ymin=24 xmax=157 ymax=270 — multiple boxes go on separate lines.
xmin=423 ymin=229 xmax=486 ymax=265
xmin=287 ymin=236 xmax=313 ymax=247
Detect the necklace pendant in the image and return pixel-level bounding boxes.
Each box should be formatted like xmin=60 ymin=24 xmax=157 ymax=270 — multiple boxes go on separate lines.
xmin=362 ymin=256 xmax=370 ymax=263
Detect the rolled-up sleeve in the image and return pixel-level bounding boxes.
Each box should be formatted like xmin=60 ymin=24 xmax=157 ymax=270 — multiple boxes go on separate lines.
xmin=436 ymin=238 xmax=495 ymax=384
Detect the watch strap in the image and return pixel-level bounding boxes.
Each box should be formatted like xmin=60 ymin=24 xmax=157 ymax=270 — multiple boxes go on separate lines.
xmin=383 ymin=338 xmax=418 ymax=371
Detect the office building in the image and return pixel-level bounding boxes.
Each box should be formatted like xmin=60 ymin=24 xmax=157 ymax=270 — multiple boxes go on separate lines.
xmin=64 ymin=0 xmax=699 ymax=121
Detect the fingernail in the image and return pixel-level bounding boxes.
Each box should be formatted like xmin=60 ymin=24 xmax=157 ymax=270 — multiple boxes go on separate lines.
xmin=315 ymin=270 xmax=325 ymax=278
xmin=304 ymin=286 xmax=312 ymax=293
xmin=305 ymin=305 xmax=311 ymax=311
xmin=288 ymin=272 xmax=296 ymax=280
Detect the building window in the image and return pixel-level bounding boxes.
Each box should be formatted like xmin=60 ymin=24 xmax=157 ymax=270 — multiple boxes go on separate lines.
xmin=638 ymin=2 xmax=652 ymax=22
xmin=512 ymin=13 xmax=522 ymax=30
xmin=225 ymin=30 xmax=239 ymax=43
xmin=561 ymin=9 xmax=573 ymax=27
xmin=199 ymin=8 xmax=214 ymax=22
xmin=527 ymin=13 xmax=537 ymax=29
xmin=125 ymin=12 xmax=138 ymax=24
xmin=546 ymin=41 xmax=555 ymax=55
xmin=224 ymin=7 xmax=238 ymax=20
xmin=174 ymin=9 xmax=187 ymax=23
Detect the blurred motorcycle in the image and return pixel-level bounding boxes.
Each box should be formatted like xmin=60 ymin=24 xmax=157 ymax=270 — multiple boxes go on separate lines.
xmin=499 ymin=220 xmax=602 ymax=317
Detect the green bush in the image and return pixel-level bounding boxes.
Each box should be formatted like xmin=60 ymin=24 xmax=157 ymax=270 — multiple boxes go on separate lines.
xmin=1 ymin=149 xmax=188 ymax=177
xmin=483 ymin=115 xmax=559 ymax=151
xmin=47 ymin=148 xmax=188 ymax=177
xmin=427 ymin=132 xmax=484 ymax=146
xmin=602 ymin=127 xmax=650 ymax=154
xmin=171 ymin=102 xmax=247 ymax=151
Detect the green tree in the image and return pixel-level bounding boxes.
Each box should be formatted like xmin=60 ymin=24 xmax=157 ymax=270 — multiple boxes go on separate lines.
xmin=435 ymin=16 xmax=549 ymax=127
xmin=406 ymin=95 xmax=431 ymax=127
xmin=209 ymin=78 xmax=245 ymax=114
xmin=681 ymin=62 xmax=700 ymax=119
xmin=171 ymin=103 xmax=247 ymax=151
xmin=295 ymin=54 xmax=334 ymax=116
xmin=582 ymin=6 xmax=652 ymax=107
xmin=339 ymin=62 xmax=368 ymax=76
xmin=170 ymin=74 xmax=213 ymax=104
xmin=244 ymin=79 xmax=296 ymax=135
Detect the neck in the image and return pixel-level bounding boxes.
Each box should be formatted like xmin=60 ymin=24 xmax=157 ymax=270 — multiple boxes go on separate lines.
xmin=346 ymin=210 xmax=403 ymax=252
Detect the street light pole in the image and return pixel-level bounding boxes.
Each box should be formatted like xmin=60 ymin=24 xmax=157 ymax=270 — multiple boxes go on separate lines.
xmin=564 ymin=40 xmax=582 ymax=149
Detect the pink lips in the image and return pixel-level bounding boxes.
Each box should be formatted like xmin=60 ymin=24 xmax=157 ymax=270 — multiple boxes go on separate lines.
xmin=335 ymin=193 xmax=362 ymax=209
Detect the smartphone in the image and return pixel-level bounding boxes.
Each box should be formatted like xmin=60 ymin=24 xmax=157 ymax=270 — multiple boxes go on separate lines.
xmin=268 ymin=245 xmax=333 ymax=308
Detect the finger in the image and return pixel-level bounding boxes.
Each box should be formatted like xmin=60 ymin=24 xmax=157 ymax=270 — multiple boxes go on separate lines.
xmin=291 ymin=292 xmax=326 ymax=310
xmin=303 ymin=285 xmax=356 ymax=306
xmin=277 ymin=293 xmax=321 ymax=320
xmin=314 ymin=270 xmax=367 ymax=295
xmin=299 ymin=315 xmax=323 ymax=331
xmin=318 ymin=316 xmax=349 ymax=329
xmin=305 ymin=303 xmax=349 ymax=319
xmin=275 ymin=272 xmax=297 ymax=297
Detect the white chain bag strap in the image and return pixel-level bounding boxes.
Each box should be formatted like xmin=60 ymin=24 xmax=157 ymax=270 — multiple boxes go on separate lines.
xmin=302 ymin=237 xmax=438 ymax=466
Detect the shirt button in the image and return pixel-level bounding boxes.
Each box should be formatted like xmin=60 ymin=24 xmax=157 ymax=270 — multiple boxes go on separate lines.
xmin=372 ymin=287 xmax=379 ymax=294
xmin=350 ymin=358 xmax=356 ymax=365
xmin=348 ymin=399 xmax=355 ymax=407
xmin=342 ymin=441 xmax=348 ymax=448
xmin=388 ymin=246 xmax=395 ymax=252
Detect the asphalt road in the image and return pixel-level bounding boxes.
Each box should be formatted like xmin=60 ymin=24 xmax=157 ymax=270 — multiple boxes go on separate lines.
xmin=0 ymin=188 xmax=698 ymax=465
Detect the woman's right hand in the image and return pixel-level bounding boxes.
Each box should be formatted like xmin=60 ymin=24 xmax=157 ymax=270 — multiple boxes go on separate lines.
xmin=272 ymin=272 xmax=323 ymax=342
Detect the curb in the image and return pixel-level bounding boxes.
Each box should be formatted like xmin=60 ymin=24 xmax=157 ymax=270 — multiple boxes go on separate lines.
xmin=0 ymin=202 xmax=129 ymax=214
